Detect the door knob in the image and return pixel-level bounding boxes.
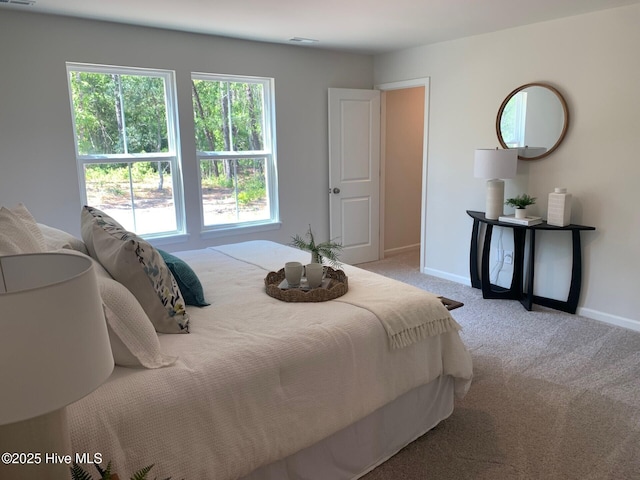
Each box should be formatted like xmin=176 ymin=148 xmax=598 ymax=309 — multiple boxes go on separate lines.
xmin=332 ymin=187 xmax=341 ymax=194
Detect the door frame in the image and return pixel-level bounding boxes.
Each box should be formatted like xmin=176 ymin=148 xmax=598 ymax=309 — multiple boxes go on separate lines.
xmin=375 ymin=77 xmax=431 ymax=273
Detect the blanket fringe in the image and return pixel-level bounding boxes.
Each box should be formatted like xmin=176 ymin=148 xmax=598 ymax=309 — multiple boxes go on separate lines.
xmin=389 ymin=316 xmax=461 ymax=350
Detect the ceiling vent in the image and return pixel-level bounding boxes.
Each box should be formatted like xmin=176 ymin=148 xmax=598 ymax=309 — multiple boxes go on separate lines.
xmin=0 ymin=0 xmax=36 ymax=5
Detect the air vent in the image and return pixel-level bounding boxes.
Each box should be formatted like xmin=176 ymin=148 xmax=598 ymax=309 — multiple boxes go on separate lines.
xmin=0 ymin=0 xmax=36 ymax=5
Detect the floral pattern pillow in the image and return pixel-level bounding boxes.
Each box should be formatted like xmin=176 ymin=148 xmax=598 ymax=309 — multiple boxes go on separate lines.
xmin=82 ymin=206 xmax=189 ymax=334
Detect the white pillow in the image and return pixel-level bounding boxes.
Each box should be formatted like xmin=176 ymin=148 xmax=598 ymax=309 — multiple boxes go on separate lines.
xmin=0 ymin=205 xmax=46 ymax=255
xmin=10 ymin=204 xmax=47 ymax=250
xmin=59 ymin=249 xmax=176 ymax=369
xmin=99 ymin=277 xmax=178 ymax=369
xmin=38 ymin=223 xmax=89 ymax=255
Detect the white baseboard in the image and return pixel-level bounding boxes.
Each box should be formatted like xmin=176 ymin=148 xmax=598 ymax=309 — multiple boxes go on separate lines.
xmin=423 ymin=269 xmax=640 ymax=333
xmin=384 ymin=243 xmax=420 ymax=256
xmin=423 ymin=267 xmax=471 ymax=286
xmin=577 ymin=308 xmax=640 ymax=332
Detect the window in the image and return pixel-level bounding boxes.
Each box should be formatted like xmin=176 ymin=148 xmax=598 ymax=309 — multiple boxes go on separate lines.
xmin=500 ymin=91 xmax=528 ymax=148
xmin=191 ymin=73 xmax=278 ymax=230
xmin=67 ymin=63 xmax=184 ymax=237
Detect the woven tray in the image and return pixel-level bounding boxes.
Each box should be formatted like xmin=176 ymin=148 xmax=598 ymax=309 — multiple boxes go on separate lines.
xmin=264 ymin=267 xmax=348 ymax=302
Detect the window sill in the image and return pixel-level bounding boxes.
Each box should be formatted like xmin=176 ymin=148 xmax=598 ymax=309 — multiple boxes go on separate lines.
xmin=200 ymin=221 xmax=282 ymax=240
xmin=145 ymin=233 xmax=190 ymax=247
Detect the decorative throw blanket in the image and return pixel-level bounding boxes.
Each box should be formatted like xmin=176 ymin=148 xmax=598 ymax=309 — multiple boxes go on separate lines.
xmin=335 ymin=266 xmax=461 ymax=349
xmin=212 ymin=241 xmax=461 ymax=350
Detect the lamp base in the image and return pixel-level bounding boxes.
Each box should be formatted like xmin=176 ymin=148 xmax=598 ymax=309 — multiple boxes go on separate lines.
xmin=0 ymin=408 xmax=72 ymax=480
xmin=485 ymin=179 xmax=505 ymax=220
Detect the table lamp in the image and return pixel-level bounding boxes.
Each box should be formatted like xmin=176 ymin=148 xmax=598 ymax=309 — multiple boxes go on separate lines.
xmin=474 ymin=148 xmax=518 ymax=220
xmin=0 ymin=252 xmax=114 ymax=480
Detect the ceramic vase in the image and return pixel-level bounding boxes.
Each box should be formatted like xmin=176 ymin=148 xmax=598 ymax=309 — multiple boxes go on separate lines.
xmin=515 ymin=208 xmax=527 ymax=219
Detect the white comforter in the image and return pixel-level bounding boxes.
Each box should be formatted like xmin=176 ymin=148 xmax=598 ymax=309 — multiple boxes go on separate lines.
xmin=69 ymin=241 xmax=472 ymax=479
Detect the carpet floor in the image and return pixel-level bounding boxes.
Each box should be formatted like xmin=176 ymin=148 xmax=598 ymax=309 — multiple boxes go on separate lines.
xmin=358 ymin=250 xmax=640 ymax=480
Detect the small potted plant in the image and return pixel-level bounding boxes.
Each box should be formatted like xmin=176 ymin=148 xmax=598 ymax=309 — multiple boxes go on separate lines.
xmin=505 ymin=194 xmax=536 ymax=218
xmin=290 ymin=225 xmax=343 ymax=267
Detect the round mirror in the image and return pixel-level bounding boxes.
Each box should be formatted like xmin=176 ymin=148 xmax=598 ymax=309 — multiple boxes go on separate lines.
xmin=496 ymin=83 xmax=569 ymax=160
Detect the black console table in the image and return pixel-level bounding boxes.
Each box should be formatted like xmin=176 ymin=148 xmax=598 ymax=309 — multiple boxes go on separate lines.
xmin=467 ymin=210 xmax=595 ymax=314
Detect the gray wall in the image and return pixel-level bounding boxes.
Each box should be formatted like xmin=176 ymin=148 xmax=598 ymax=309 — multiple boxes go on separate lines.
xmin=0 ymin=10 xmax=373 ymax=251
xmin=375 ymin=4 xmax=640 ymax=328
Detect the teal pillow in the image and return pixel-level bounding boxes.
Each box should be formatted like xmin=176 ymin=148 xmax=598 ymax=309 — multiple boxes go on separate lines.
xmin=159 ymin=249 xmax=210 ymax=307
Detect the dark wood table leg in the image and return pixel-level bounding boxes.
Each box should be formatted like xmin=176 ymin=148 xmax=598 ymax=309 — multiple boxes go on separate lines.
xmin=520 ymin=229 xmax=535 ymax=311
xmin=480 ymin=224 xmax=493 ymax=298
xmin=470 ymin=218 xmax=481 ymax=289
xmin=566 ymin=230 xmax=583 ymax=314
xmin=531 ymin=230 xmax=583 ymax=314
xmin=479 ymin=224 xmax=522 ymax=300
xmin=512 ymin=227 xmax=526 ymax=300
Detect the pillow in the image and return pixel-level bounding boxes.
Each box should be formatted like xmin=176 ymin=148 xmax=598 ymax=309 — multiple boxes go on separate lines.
xmin=59 ymin=248 xmax=177 ymax=369
xmin=0 ymin=205 xmax=46 ymax=255
xmin=56 ymin=247 xmax=112 ymax=278
xmin=159 ymin=249 xmax=210 ymax=307
xmin=99 ymin=277 xmax=178 ymax=369
xmin=9 ymin=204 xmax=47 ymax=250
xmin=82 ymin=206 xmax=190 ymax=334
xmin=38 ymin=223 xmax=89 ymax=255
xmin=80 ymin=206 xmax=125 ymax=260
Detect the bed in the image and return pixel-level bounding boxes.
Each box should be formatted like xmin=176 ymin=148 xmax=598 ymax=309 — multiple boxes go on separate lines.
xmin=1 ymin=204 xmax=473 ymax=479
xmin=67 ymin=240 xmax=472 ymax=479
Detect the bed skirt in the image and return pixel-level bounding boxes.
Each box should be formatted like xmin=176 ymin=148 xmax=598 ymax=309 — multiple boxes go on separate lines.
xmin=242 ymin=374 xmax=455 ymax=479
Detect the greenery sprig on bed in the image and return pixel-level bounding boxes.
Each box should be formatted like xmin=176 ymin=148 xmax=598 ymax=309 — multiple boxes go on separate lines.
xmin=290 ymin=224 xmax=343 ymax=267
xmin=70 ymin=461 xmax=172 ymax=480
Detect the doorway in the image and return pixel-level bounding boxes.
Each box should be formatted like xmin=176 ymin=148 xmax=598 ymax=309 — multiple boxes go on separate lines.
xmin=377 ymin=78 xmax=430 ymax=273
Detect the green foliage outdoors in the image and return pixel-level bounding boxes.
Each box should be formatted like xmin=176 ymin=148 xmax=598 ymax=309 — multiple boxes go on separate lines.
xmin=200 ymin=158 xmax=266 ymax=206
xmin=192 ymin=78 xmax=267 ymax=206
xmin=69 ymin=70 xmax=268 ymax=212
xmin=191 ymin=79 xmax=264 ymax=153
xmin=85 ymin=162 xmax=165 ymax=184
xmin=84 ymin=162 xmax=171 ymax=200
xmin=69 ymin=72 xmax=168 ymax=156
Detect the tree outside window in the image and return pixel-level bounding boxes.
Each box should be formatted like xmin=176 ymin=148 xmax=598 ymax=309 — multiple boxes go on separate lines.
xmin=191 ymin=74 xmax=278 ymax=229
xmin=67 ymin=65 xmax=278 ymax=238
xmin=67 ymin=64 xmax=183 ymax=236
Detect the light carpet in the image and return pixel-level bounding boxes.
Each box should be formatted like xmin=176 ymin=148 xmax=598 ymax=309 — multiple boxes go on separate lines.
xmin=358 ymin=250 xmax=640 ymax=480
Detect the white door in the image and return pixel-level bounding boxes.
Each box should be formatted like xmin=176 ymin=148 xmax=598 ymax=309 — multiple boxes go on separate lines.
xmin=328 ymin=88 xmax=381 ymax=265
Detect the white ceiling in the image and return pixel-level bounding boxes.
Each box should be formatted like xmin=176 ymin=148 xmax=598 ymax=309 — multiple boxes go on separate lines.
xmin=2 ymin=0 xmax=639 ymax=54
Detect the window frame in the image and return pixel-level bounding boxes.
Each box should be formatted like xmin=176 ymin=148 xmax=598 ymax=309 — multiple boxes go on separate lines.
xmin=66 ymin=62 xmax=186 ymax=239
xmin=501 ymin=91 xmax=528 ymax=148
xmin=191 ymin=72 xmax=279 ymax=234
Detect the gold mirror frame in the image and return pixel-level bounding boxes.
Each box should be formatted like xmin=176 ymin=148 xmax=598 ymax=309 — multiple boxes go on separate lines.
xmin=496 ymin=82 xmax=569 ymax=161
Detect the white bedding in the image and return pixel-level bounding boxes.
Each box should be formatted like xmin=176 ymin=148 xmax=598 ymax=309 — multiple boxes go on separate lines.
xmin=69 ymin=241 xmax=472 ymax=479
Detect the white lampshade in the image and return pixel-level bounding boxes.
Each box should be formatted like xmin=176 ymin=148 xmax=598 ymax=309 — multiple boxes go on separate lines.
xmin=0 ymin=252 xmax=114 ymax=425
xmin=474 ymin=148 xmax=518 ymax=180
xmin=474 ymin=148 xmax=518 ymax=220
